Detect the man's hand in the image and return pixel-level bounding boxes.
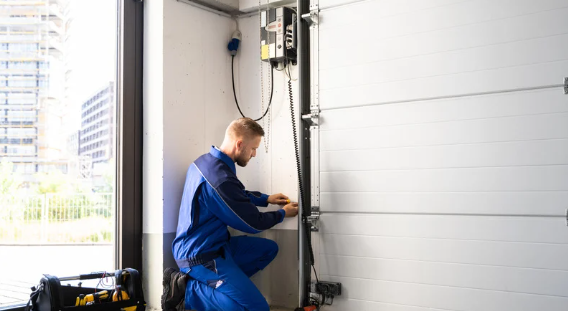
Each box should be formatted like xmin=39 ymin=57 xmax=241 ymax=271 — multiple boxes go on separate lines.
xmin=268 ymin=193 xmax=289 ymax=205
xmin=282 ymin=202 xmax=299 ymax=217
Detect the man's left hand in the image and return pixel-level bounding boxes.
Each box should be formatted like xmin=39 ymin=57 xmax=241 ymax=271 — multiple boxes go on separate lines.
xmin=268 ymin=193 xmax=289 ymax=205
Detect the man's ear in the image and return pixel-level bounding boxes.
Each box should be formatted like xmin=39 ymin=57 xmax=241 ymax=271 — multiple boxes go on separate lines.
xmin=235 ymin=139 xmax=243 ymax=150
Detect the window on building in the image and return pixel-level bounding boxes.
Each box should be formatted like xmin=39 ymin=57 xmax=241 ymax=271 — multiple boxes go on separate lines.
xmin=8 ymin=61 xmax=36 ymax=70
xmin=8 ymin=79 xmax=37 ymax=87
xmin=7 ymin=127 xmax=36 ymax=137
xmin=7 ymin=145 xmax=35 ymax=155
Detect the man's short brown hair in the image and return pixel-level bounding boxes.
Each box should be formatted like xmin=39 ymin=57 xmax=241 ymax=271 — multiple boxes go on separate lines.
xmin=227 ymin=117 xmax=265 ymax=139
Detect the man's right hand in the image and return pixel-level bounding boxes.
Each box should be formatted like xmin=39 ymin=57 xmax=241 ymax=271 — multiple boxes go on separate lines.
xmin=282 ymin=202 xmax=299 ymax=217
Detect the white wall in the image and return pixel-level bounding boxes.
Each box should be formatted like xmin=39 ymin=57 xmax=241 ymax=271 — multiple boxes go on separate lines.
xmin=143 ymin=1 xmax=300 ymax=309
xmin=162 ymin=0 xmax=237 ymax=236
xmin=143 ymin=0 xmax=236 ymax=309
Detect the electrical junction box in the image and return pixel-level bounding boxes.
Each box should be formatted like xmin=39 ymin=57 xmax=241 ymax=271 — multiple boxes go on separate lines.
xmin=260 ymin=7 xmax=296 ymax=63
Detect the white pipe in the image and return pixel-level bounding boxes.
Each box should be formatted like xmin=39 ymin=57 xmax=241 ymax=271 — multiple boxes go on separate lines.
xmin=176 ymin=0 xmax=233 ymax=18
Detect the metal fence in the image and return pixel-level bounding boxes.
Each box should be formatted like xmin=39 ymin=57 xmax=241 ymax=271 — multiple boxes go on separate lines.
xmin=0 ymin=193 xmax=114 ymax=244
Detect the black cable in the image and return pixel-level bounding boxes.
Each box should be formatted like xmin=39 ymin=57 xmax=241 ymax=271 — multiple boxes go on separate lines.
xmin=312 ymin=264 xmax=319 ymax=283
xmin=288 ymin=75 xmax=320 ymax=294
xmin=288 ymin=78 xmax=302 ymax=205
xmin=231 ymin=55 xmax=274 ymax=121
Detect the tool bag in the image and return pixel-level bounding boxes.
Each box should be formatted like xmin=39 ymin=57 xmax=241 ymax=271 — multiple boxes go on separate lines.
xmin=27 ymin=268 xmax=145 ymax=311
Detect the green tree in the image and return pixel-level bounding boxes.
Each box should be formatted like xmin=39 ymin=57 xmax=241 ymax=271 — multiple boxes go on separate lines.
xmin=33 ymin=170 xmax=68 ymax=194
xmin=94 ymin=160 xmax=115 ymax=193
xmin=0 ymin=160 xmax=23 ymax=195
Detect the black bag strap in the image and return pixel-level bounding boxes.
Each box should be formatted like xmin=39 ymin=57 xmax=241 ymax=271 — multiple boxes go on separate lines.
xmin=37 ymin=275 xmax=62 ymax=311
xmin=25 ymin=285 xmax=41 ymax=311
xmin=114 ymin=270 xmax=123 ymax=287
xmin=123 ymin=268 xmax=144 ymax=302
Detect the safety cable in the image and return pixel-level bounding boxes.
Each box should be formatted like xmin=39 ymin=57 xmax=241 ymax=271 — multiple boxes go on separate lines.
xmin=231 ymin=55 xmax=274 ymax=121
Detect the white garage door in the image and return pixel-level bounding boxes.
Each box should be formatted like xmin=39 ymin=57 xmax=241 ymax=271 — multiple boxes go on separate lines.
xmin=315 ymin=1 xmax=568 ymax=310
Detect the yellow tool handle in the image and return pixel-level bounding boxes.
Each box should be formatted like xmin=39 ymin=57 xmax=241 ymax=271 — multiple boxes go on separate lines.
xmin=95 ymin=290 xmax=109 ymax=300
xmin=78 ymin=294 xmax=86 ymax=306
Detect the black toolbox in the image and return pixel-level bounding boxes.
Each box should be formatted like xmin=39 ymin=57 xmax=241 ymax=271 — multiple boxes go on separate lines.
xmin=28 ymin=268 xmax=145 ymax=311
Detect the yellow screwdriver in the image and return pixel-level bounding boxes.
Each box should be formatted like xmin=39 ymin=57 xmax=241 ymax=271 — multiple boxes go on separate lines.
xmin=75 ymin=294 xmax=85 ymax=306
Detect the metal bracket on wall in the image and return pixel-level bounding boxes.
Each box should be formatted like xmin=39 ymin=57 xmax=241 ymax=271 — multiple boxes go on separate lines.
xmin=564 ymin=77 xmax=568 ymax=94
xmin=301 ymin=110 xmax=319 ymax=126
xmin=307 ymin=206 xmax=320 ymax=231
xmin=301 ymin=4 xmax=319 ymax=26
xmin=310 ymin=109 xmax=319 ymax=125
xmin=301 ymin=11 xmax=318 ymax=26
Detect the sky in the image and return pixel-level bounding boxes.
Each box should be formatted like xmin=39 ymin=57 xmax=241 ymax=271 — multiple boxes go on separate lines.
xmin=64 ymin=0 xmax=118 ymax=132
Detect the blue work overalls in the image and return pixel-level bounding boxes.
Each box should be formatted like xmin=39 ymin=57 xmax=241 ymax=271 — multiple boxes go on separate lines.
xmin=172 ymin=146 xmax=286 ymax=311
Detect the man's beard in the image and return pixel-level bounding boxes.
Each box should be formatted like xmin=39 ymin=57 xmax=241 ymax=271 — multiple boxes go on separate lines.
xmin=236 ymin=155 xmax=249 ymax=167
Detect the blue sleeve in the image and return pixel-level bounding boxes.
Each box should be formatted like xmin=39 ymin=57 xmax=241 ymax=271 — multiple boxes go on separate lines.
xmin=207 ymin=179 xmax=285 ymax=234
xmin=245 ymin=190 xmax=269 ymax=207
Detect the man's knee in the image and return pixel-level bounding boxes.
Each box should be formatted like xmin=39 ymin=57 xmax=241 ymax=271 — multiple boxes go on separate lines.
xmin=185 ymin=277 xmax=270 ymax=311
xmin=263 ymin=238 xmax=279 ymax=261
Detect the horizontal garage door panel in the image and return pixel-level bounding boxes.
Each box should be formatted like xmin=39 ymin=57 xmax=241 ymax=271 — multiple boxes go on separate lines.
xmin=319 ymin=0 xmax=464 ymax=11
xmin=320 ymin=3 xmax=568 ymax=69
xmin=321 ymin=166 xmax=568 ymax=192
xmin=320 ymin=214 xmax=568 ymax=244
xmin=319 ymin=234 xmax=568 ymax=271
xmin=320 ymin=191 xmax=568 ymax=216
xmin=311 ymin=298 xmax=454 ymax=311
xmin=321 ymin=112 xmax=568 ymax=151
xmin=321 ymin=140 xmax=568 ymax=171
xmin=319 ymin=88 xmax=568 ymax=131
xmin=319 ymin=60 xmax=568 ymax=109
xmin=319 ymin=255 xmax=568 ymax=297
xmin=321 ymin=34 xmax=568 ymax=90
xmin=319 ymin=0 xmax=567 ymax=36
xmin=319 ymin=275 xmax=568 ymax=311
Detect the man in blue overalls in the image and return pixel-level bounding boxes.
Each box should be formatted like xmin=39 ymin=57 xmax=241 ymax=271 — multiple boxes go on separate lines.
xmin=163 ymin=118 xmax=299 ymax=311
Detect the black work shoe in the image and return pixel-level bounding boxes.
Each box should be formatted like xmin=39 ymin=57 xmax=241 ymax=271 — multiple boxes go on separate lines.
xmin=161 ymin=267 xmax=189 ymax=311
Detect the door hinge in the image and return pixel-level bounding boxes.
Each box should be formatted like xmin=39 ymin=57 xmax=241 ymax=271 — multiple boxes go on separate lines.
xmin=564 ymin=77 xmax=568 ymax=94
xmin=307 ymin=206 xmax=320 ymax=231
xmin=302 ymin=5 xmax=319 ymax=26
xmin=301 ymin=109 xmax=320 ymax=126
